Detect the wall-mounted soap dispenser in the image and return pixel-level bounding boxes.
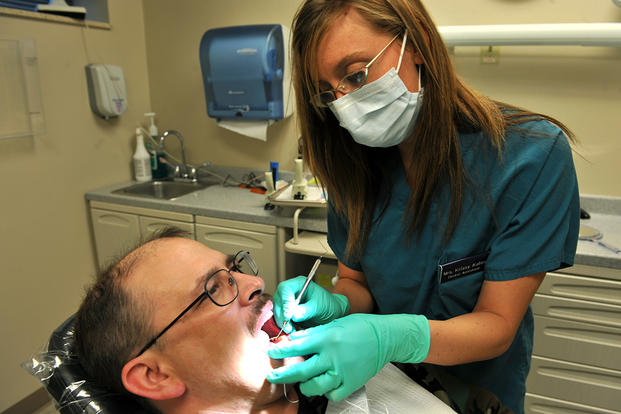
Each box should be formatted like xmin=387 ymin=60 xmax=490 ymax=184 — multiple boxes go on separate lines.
xmin=85 ymin=64 xmax=127 ymax=119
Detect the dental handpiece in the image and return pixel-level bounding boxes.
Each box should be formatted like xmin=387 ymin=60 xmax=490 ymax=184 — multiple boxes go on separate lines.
xmin=274 ymin=256 xmax=322 ymax=340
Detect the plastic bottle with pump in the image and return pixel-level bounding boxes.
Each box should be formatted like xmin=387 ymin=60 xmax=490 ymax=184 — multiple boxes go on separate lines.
xmin=144 ymin=112 xmax=168 ymax=179
xmin=133 ymin=128 xmax=152 ymax=182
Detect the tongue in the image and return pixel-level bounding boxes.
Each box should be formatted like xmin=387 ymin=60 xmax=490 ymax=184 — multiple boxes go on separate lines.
xmin=261 ymin=316 xmax=281 ymax=337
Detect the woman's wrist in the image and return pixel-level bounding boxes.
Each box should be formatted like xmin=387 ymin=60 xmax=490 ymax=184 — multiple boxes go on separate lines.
xmin=331 ymin=293 xmax=350 ymax=318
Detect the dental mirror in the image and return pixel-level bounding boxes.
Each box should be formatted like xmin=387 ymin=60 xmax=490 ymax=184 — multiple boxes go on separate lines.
xmin=579 ymin=225 xmax=621 ymax=254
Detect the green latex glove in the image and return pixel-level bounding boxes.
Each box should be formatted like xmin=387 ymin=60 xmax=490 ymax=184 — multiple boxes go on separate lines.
xmin=266 ymin=313 xmax=430 ymax=401
xmin=272 ymin=276 xmax=349 ymax=333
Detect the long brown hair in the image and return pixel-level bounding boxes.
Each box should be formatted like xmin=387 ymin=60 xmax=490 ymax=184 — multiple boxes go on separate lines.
xmin=291 ymin=0 xmax=574 ymax=259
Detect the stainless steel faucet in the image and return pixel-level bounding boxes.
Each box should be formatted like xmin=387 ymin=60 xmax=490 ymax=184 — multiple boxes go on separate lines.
xmin=159 ymin=130 xmax=196 ymax=181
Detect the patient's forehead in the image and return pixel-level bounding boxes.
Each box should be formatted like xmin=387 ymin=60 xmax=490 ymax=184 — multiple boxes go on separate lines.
xmin=123 ymin=237 xmax=224 ymax=295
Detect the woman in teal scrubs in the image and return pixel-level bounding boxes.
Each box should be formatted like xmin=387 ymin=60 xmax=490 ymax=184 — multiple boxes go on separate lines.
xmin=267 ymin=1 xmax=580 ymax=413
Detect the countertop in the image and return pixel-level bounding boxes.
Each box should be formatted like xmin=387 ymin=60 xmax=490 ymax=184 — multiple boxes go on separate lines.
xmin=85 ymin=174 xmax=621 ymax=270
xmin=86 ymin=176 xmax=329 ymax=234
xmin=575 ymin=194 xmax=621 ymax=270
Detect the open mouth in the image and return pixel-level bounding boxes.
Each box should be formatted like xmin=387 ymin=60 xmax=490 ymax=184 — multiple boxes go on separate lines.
xmin=257 ymin=301 xmax=287 ymax=342
xmin=262 ymin=317 xmax=281 ymax=338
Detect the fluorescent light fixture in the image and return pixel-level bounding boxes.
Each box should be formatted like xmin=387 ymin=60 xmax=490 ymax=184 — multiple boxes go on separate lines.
xmin=439 ymin=23 xmax=621 ymax=47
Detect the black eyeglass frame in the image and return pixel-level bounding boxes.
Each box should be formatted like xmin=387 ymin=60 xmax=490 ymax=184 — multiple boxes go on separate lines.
xmin=134 ymin=250 xmax=258 ymax=357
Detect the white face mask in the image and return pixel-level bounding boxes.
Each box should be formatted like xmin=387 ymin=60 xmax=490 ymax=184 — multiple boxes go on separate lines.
xmin=328 ymin=34 xmax=424 ymax=148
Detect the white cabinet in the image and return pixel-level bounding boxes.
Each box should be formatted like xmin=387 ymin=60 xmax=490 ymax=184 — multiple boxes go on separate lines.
xmin=139 ymin=215 xmax=194 ymax=240
xmin=195 ymin=216 xmax=279 ymax=295
xmin=90 ymin=207 xmax=140 ymax=267
xmin=89 ymin=201 xmax=194 ymax=268
xmin=89 ymin=201 xmax=292 ymax=297
xmin=526 ymin=264 xmax=621 ymax=413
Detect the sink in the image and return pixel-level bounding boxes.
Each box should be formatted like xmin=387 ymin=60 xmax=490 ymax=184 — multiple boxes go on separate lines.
xmin=113 ymin=180 xmax=208 ymax=200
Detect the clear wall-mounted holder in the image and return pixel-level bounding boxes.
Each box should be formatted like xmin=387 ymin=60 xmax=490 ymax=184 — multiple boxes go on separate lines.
xmin=0 ymin=38 xmax=45 ymax=140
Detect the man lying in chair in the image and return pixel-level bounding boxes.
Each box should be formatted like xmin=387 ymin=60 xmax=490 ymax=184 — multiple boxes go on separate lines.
xmin=76 ymin=227 xmax=315 ymax=413
xmin=76 ymin=227 xmax=482 ymax=413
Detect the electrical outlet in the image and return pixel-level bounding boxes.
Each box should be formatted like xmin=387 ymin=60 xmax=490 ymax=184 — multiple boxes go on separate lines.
xmin=480 ymin=46 xmax=500 ymax=64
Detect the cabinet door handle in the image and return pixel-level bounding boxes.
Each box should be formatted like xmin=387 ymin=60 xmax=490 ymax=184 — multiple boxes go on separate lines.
xmin=97 ymin=214 xmax=133 ymax=226
xmin=534 ymin=295 xmax=621 ymax=328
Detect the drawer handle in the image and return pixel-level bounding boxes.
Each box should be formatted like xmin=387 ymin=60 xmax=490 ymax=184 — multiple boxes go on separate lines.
xmin=200 ymin=232 xmax=263 ymax=248
xmin=97 ymin=214 xmax=133 ymax=226
xmin=550 ymin=283 xmax=621 ymax=305
xmin=544 ymin=326 xmax=621 ymax=347
xmin=546 ymin=306 xmax=621 ymax=328
xmin=537 ymin=366 xmax=621 ymax=390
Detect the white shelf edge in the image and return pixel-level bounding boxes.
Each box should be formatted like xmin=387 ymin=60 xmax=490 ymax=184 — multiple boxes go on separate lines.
xmin=284 ymin=231 xmax=336 ymax=259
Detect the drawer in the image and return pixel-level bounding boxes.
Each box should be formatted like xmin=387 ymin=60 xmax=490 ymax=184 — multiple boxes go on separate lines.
xmin=195 ymin=215 xmax=276 ymax=234
xmin=139 ymin=216 xmax=195 ymax=240
xmin=532 ymin=294 xmax=621 ymax=329
xmin=90 ymin=200 xmax=193 ymax=222
xmin=533 ymin=315 xmax=621 ymax=371
xmin=525 ymin=393 xmax=621 ymax=413
xmin=526 ymin=356 xmax=621 ymax=411
xmin=540 ymin=273 xmax=621 ymax=306
xmin=194 ymin=223 xmax=278 ymax=295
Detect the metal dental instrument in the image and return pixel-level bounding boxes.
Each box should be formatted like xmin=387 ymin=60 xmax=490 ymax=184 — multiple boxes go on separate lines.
xmin=274 ymin=256 xmax=322 ymax=340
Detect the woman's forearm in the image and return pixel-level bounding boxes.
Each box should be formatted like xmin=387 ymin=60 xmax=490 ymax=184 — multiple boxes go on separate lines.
xmin=424 ymin=311 xmax=516 ymax=366
xmin=333 ymin=277 xmax=375 ymax=314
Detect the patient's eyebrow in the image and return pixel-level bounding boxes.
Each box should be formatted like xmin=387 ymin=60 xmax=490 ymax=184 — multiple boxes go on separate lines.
xmin=194 ymin=254 xmax=235 ymax=293
xmin=195 ymin=269 xmax=215 ymax=294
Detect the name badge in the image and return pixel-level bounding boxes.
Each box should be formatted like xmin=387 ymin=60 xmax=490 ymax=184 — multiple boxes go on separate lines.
xmin=439 ymin=252 xmax=489 ymax=283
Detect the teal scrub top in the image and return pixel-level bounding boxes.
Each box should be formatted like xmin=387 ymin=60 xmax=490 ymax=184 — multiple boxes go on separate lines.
xmin=327 ymin=119 xmax=580 ymax=414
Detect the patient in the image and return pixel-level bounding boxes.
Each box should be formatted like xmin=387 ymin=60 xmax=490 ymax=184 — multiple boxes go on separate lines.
xmin=75 ymin=228 xmax=459 ymax=414
xmin=75 ymin=227 xmax=316 ymax=414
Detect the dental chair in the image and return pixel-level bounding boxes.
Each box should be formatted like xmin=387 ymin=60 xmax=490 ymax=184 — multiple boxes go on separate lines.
xmin=23 ymin=314 xmax=156 ymax=414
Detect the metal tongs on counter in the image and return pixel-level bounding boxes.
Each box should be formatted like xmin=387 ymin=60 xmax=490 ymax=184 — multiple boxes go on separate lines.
xmin=274 ymin=256 xmax=323 ymax=340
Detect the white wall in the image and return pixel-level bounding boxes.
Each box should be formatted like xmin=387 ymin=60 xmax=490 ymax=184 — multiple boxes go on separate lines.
xmin=0 ymin=0 xmax=151 ymax=410
xmin=425 ymin=0 xmax=621 ymax=196
xmin=143 ymin=0 xmax=302 ymax=174
xmin=143 ymin=0 xmax=621 ymax=196
xmin=1 ymin=0 xmax=620 ymax=410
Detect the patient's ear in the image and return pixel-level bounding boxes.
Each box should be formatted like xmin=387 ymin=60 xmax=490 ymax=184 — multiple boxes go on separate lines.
xmin=122 ymin=356 xmax=186 ymax=401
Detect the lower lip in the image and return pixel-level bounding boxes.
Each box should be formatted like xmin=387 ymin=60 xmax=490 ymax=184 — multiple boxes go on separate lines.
xmin=259 ymin=330 xmax=270 ymax=342
xmin=258 ymin=329 xmax=290 ymax=349
xmin=259 ymin=331 xmax=281 ymax=352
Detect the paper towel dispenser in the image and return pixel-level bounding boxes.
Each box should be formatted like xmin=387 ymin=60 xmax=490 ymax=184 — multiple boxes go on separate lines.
xmin=199 ymin=24 xmax=291 ymax=121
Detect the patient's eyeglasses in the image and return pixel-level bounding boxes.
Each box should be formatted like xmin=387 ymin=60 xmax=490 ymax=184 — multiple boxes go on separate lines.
xmin=312 ymin=33 xmax=400 ymax=107
xmin=135 ymin=250 xmax=259 ymax=357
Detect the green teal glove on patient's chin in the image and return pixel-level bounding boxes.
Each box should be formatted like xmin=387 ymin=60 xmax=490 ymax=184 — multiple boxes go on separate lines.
xmin=272 ymin=276 xmax=349 ymax=332
xmin=266 ymin=313 xmax=430 ymax=402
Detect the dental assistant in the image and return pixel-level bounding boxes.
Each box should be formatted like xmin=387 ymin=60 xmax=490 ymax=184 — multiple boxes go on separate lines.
xmin=267 ymin=1 xmax=579 ymax=414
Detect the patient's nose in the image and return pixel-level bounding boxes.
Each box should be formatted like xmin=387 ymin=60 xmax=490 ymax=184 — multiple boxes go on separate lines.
xmin=235 ymin=272 xmax=264 ymax=305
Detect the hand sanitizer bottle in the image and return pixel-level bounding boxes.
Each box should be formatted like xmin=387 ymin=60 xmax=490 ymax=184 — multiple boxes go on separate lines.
xmin=133 ymin=128 xmax=152 ymax=182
